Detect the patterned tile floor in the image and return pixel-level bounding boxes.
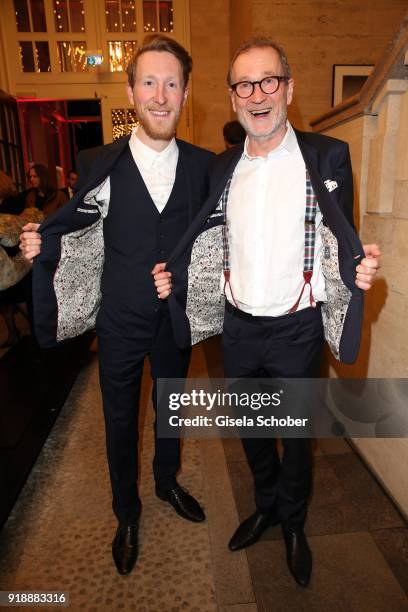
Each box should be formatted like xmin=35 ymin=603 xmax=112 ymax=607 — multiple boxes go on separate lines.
xmin=0 ymin=343 xmax=218 ymax=612
xmin=0 ymin=335 xmax=407 ymax=611
xmin=224 ymin=435 xmax=408 ymax=611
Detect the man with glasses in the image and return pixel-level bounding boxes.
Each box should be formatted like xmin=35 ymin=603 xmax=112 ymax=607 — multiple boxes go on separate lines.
xmin=153 ymin=37 xmax=380 ymax=587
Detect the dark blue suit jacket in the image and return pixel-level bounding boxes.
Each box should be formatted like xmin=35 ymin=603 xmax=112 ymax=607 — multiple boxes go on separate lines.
xmin=32 ymin=136 xmax=214 ymax=347
xmin=165 ymin=129 xmax=365 ymax=364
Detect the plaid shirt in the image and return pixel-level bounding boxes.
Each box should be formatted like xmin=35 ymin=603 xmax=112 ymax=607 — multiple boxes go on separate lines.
xmin=220 ymin=168 xmax=319 ymax=312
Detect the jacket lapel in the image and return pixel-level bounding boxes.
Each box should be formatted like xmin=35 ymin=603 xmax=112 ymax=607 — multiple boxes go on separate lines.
xmin=296 ymin=130 xmax=347 ymax=235
xmin=77 ymin=136 xmax=131 ymax=197
xmin=40 ymin=136 xmax=131 ymax=234
xmin=176 ymin=141 xmax=195 ymax=224
xmin=167 ymin=145 xmax=243 ymax=266
xmin=295 ymin=131 xmax=329 ymax=214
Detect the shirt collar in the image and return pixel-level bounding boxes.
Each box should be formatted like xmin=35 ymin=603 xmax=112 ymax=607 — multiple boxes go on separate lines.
xmin=242 ymin=121 xmax=298 ymax=160
xmin=129 ymin=126 xmax=178 ymax=169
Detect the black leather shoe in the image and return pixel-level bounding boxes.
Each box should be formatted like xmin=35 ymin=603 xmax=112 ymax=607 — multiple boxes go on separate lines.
xmin=156 ymin=485 xmax=205 ymax=522
xmin=283 ymin=529 xmax=312 ymax=587
xmin=112 ymin=523 xmax=139 ymax=575
xmin=229 ymin=510 xmax=280 ymax=551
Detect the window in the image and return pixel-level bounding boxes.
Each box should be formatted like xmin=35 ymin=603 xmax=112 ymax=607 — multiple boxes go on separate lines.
xmin=108 ymin=40 xmax=137 ymax=72
xmin=53 ymin=0 xmax=85 ymax=32
xmin=143 ymin=0 xmax=173 ymax=33
xmin=104 ymin=1 xmax=175 ymax=73
xmin=57 ymin=41 xmax=87 ymax=71
xmin=14 ymin=0 xmax=47 ymax=32
xmin=19 ymin=41 xmax=51 ymax=72
xmin=105 ymin=0 xmax=136 ymax=32
xmin=111 ymin=108 xmax=138 ymax=141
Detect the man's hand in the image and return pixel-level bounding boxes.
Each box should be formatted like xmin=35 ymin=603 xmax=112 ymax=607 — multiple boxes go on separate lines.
xmin=356 ymin=243 xmax=381 ymax=290
xmin=151 ymin=262 xmax=172 ymax=299
xmin=20 ymin=223 xmax=42 ymax=262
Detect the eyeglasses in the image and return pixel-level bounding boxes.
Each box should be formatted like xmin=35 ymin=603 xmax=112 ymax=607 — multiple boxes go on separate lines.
xmin=230 ymin=76 xmax=289 ymax=99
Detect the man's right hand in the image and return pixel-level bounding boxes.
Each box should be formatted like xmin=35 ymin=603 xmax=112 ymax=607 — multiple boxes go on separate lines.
xmin=151 ymin=262 xmax=173 ymax=299
xmin=20 ymin=223 xmax=42 ymax=262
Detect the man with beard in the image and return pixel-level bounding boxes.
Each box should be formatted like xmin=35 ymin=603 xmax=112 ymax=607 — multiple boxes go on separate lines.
xmin=152 ymin=38 xmax=380 ymax=587
xmin=20 ymin=35 xmax=213 ymax=575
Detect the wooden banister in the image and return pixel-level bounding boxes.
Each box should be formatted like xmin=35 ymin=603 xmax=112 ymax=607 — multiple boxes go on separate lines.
xmin=310 ymin=12 xmax=408 ymax=132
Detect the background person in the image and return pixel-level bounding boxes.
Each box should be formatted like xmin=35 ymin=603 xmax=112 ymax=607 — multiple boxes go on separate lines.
xmin=59 ymin=169 xmax=78 ymax=200
xmin=25 ymin=164 xmax=67 ymax=218
xmin=223 ymin=119 xmax=246 ymax=148
xmin=0 ymin=170 xmax=26 ymax=215
xmin=0 ymin=177 xmax=43 ymax=346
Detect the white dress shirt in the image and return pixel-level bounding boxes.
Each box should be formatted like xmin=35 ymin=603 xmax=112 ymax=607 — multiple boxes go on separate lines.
xmin=224 ymin=122 xmax=327 ymax=316
xmin=95 ymin=126 xmax=179 ymax=213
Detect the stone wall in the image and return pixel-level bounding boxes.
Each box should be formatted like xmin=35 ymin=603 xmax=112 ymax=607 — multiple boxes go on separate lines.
xmin=320 ymin=78 xmax=408 ymax=517
xmin=189 ymin=1 xmax=407 ymax=150
xmin=251 ymin=0 xmax=408 ymax=130
xmin=189 ymin=0 xmax=231 ymax=152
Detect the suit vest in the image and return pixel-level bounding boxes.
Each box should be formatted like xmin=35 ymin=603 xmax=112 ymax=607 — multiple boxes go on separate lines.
xmin=101 ymin=146 xmax=189 ymax=316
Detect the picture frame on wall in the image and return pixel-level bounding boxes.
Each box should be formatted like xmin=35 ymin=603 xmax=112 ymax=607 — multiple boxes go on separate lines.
xmin=332 ymin=64 xmax=374 ymax=106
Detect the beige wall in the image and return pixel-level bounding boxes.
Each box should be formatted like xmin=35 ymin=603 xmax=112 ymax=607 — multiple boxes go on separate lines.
xmin=250 ymin=0 xmax=407 ymax=130
xmin=321 ymin=79 xmax=408 ymax=517
xmin=189 ymin=0 xmax=231 ymax=152
xmin=230 ymin=0 xmax=253 ymax=59
xmin=189 ymin=1 xmax=406 ymax=151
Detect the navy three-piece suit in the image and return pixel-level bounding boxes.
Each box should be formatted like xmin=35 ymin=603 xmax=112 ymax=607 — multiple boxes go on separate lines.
xmin=32 ymin=135 xmax=213 ymax=523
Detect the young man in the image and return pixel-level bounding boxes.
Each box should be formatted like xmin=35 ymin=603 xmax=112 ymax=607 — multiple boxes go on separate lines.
xmin=20 ymin=35 xmax=214 ymax=576
xmin=59 ymin=169 xmax=78 ymax=200
xmin=153 ymin=38 xmax=380 ymax=587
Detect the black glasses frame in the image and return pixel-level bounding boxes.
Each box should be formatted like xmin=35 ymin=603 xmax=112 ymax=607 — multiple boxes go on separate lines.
xmin=230 ymin=76 xmax=289 ymax=99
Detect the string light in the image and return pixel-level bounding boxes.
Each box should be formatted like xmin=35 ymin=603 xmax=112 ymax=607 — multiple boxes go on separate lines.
xmin=54 ymin=0 xmax=85 ymax=33
xmin=109 ymin=40 xmax=136 ymax=72
xmin=112 ymin=108 xmax=138 ymax=141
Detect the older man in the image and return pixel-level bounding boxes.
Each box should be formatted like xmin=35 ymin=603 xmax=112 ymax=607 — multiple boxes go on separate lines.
xmin=153 ymin=37 xmax=380 ymax=587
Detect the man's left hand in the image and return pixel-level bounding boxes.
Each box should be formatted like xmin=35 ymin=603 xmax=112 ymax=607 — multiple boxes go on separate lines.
xmin=356 ymin=244 xmax=381 ymax=290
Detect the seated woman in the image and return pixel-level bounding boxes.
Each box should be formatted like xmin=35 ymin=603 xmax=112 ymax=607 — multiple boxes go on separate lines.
xmin=25 ymin=164 xmax=67 ymax=218
xmin=0 ymin=170 xmax=26 ymax=215
xmin=0 ymin=176 xmax=44 ymax=347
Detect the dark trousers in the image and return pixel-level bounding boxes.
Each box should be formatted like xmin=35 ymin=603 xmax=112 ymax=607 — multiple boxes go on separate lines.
xmin=97 ymin=300 xmax=191 ymax=524
xmin=222 ymin=302 xmax=324 ymax=531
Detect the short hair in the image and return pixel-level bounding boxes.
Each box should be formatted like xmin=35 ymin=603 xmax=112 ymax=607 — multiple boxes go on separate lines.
xmin=223 ymin=120 xmax=246 ymax=146
xmin=0 ymin=170 xmax=15 ymax=200
xmin=227 ymin=37 xmax=291 ymax=86
xmin=126 ymin=34 xmax=192 ymax=90
xmin=67 ymin=169 xmax=77 ymax=178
